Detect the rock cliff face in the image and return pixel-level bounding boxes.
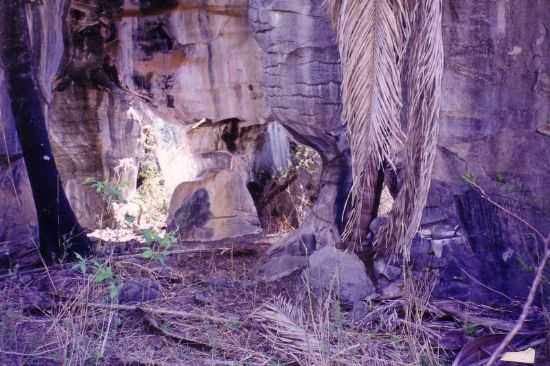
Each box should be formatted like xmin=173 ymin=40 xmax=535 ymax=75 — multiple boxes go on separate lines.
xmin=426 ymin=0 xmax=550 ymax=302
xmin=0 ymin=0 xmax=548 ymax=301
xmin=249 ymin=0 xmax=348 ymax=252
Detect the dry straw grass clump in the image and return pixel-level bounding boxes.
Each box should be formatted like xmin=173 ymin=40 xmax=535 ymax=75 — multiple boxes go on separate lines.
xmin=255 ymin=271 xmax=443 ymax=366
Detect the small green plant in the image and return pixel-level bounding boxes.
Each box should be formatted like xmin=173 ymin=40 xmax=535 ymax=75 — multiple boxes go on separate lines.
xmin=140 ymin=228 xmax=176 ymax=265
xmin=72 ymin=254 xmax=121 ymax=301
xmin=124 ymin=213 xmax=136 ymax=224
xmin=73 ymin=253 xmax=88 ymax=274
xmin=495 ymin=173 xmax=506 ymax=184
xmin=463 ymin=323 xmax=478 ymax=336
xmin=84 ymin=177 xmax=126 ymax=203
xmin=93 ymin=260 xmax=121 ymax=301
xmin=462 ymin=171 xmax=477 ymax=184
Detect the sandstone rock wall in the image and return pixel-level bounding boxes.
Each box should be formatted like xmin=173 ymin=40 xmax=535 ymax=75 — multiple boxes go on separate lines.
xmin=249 ymin=0 xmax=348 ymax=254
xmin=0 ymin=0 xmax=548 ymax=303
xmin=424 ymin=0 xmax=550 ymax=302
xmin=44 ymin=0 xmax=269 ymax=229
xmin=433 ymin=0 xmax=550 ymax=225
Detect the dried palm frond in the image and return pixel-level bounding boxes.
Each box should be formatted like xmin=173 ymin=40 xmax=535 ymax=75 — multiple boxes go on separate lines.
xmin=375 ymin=1 xmax=444 ymax=259
xmin=325 ymin=0 xmax=410 ymax=243
xmin=254 ymin=296 xmax=324 ymax=364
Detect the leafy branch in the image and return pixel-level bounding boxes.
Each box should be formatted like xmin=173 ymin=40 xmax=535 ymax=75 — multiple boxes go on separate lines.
xmin=73 ymin=253 xmax=121 ymax=301
xmin=84 ymin=177 xmax=126 ymax=203
xmin=139 ymin=229 xmax=176 ymax=265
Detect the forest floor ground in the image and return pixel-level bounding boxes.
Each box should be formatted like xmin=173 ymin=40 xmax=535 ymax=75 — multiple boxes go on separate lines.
xmin=0 ymin=233 xmax=548 ymax=365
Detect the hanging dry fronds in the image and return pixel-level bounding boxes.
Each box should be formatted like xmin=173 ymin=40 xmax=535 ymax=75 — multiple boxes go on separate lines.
xmin=325 ymin=0 xmax=409 ymax=243
xmin=375 ymin=1 xmax=444 ymax=259
xmin=327 ymin=0 xmax=443 ymax=257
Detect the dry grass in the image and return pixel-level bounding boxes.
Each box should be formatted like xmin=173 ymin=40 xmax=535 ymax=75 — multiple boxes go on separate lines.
xmin=0 ymin=242 xmax=285 ymax=365
xmin=2 ymin=237 xmax=549 ymax=365
xmin=255 ymin=268 xmax=444 ymax=366
xmin=0 ymin=239 xmax=450 ymax=366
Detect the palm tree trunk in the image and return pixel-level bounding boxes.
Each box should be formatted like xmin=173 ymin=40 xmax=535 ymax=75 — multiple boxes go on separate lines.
xmin=0 ymin=0 xmax=93 ymax=263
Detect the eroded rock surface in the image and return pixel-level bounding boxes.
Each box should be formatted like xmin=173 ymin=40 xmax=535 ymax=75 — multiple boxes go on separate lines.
xmin=0 ymin=1 xmax=66 ymax=246
xmin=303 ymin=246 xmax=375 ymax=306
xmin=424 ymin=0 xmax=550 ymax=302
xmin=167 ymin=169 xmax=262 ymax=242
xmin=250 ymin=0 xmax=349 ymax=261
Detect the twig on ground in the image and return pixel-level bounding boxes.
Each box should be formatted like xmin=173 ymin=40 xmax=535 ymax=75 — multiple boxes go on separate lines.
xmin=80 ymin=302 xmax=230 ymax=324
xmin=111 ymin=245 xmax=260 ymax=261
xmin=143 ymin=311 xmax=213 ymax=352
xmin=0 ymin=347 xmax=61 ymax=357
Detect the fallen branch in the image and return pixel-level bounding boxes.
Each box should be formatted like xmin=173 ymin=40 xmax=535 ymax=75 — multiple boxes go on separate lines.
xmin=143 ymin=311 xmax=213 ymax=352
xmin=111 ymin=242 xmax=261 ymax=261
xmin=81 ymin=302 xmax=229 ymax=324
xmin=0 ymin=347 xmax=60 ymax=357
xmin=84 ymin=302 xmax=272 ymax=362
xmin=466 ymin=179 xmax=549 ymax=366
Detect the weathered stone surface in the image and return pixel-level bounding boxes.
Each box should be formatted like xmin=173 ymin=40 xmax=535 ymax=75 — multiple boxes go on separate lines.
xmin=249 ymin=0 xmax=343 ymax=158
xmin=304 ymin=246 xmax=375 ymax=305
xmin=128 ymin=0 xmax=265 ymax=124
xmin=31 ymin=0 xmax=269 ymax=232
xmin=50 ymin=90 xmax=142 ymax=228
xmin=432 ymin=189 xmax=542 ymax=303
xmin=0 ymin=159 xmax=36 ymax=244
xmin=119 ymin=279 xmax=161 ymax=305
xmin=435 ymin=1 xmax=550 ymax=229
xmin=254 ymin=122 xmax=291 ymax=177
xmin=1 ymin=0 xmax=348 ymax=250
xmin=0 ymin=68 xmax=19 ymax=157
xmin=379 ymin=281 xmax=403 ymax=300
xmin=250 ymin=0 xmax=350 ymax=258
xmin=167 ymin=169 xmax=262 ymax=242
xmin=256 ymin=254 xmax=308 ymax=282
xmin=360 ymin=0 xmax=550 ymax=304
xmin=420 ymin=207 xmax=448 ymax=226
xmin=0 ymin=159 xmax=40 ymax=270
xmin=374 ymin=259 xmax=401 ymax=281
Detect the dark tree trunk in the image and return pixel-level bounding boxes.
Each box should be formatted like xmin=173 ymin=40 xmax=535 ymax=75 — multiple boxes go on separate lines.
xmin=0 ymin=1 xmax=93 ymax=263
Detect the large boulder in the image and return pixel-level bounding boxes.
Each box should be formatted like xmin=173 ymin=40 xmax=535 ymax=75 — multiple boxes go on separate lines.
xmin=303 ymin=246 xmax=375 ymax=306
xmin=167 ymin=169 xmax=262 ymax=242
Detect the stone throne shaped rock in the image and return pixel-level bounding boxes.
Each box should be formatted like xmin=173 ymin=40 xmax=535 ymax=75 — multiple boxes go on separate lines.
xmin=167 ymin=169 xmax=262 ymax=242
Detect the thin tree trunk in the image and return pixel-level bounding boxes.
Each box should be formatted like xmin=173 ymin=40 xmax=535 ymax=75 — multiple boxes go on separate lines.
xmin=0 ymin=0 xmax=93 ymax=263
